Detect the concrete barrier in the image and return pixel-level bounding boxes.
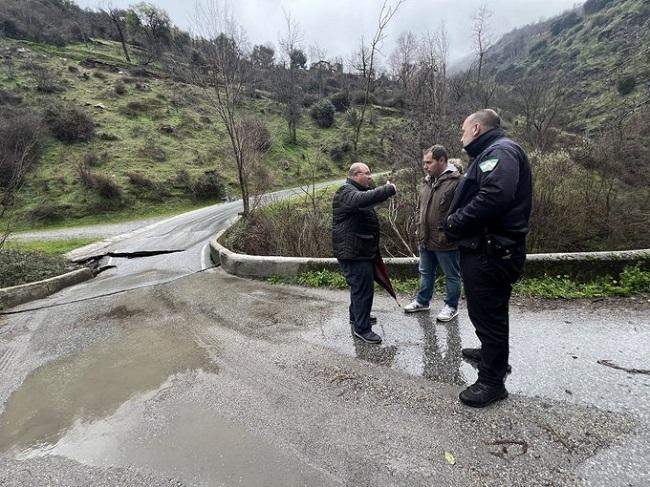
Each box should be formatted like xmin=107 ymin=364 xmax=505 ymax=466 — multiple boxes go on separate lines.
xmin=211 ymin=230 xmax=650 ymax=281
xmin=0 ymin=267 xmax=94 ymax=311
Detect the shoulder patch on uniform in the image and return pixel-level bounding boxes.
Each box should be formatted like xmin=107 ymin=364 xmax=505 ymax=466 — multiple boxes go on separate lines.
xmin=479 ymin=158 xmax=499 ymax=172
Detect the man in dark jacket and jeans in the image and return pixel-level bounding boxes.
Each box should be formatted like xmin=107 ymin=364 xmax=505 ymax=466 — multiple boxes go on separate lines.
xmin=445 ymin=109 xmax=532 ymax=407
xmin=332 ymin=162 xmax=397 ymax=344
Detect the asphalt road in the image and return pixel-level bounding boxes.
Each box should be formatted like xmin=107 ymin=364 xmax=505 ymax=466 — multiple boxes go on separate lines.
xmin=0 ymin=189 xmax=649 ymax=486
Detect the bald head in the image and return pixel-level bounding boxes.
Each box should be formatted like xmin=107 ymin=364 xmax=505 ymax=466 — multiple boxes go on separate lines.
xmin=468 ymin=109 xmax=501 ymax=131
xmin=461 ymin=109 xmax=501 ymax=147
xmin=349 ymin=162 xmax=372 ymax=188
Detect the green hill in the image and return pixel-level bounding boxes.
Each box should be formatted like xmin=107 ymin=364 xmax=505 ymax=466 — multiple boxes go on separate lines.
xmin=0 ymin=36 xmax=400 ymax=230
xmin=485 ymin=0 xmax=650 ymax=132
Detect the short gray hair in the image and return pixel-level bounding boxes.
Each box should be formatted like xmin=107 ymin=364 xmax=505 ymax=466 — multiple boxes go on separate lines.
xmin=349 ymin=162 xmax=368 ymax=177
xmin=469 ymin=109 xmax=501 ymax=131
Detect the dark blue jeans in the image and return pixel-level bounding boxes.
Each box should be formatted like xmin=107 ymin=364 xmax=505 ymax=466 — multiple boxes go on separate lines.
xmin=416 ymin=247 xmax=461 ymax=309
xmin=338 ymin=259 xmax=374 ymax=334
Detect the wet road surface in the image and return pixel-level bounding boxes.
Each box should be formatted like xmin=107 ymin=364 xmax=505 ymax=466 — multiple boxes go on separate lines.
xmin=0 ymin=193 xmax=649 ymax=485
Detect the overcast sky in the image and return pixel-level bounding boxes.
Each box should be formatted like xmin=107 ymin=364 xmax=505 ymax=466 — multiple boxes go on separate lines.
xmin=76 ymin=0 xmax=581 ymax=63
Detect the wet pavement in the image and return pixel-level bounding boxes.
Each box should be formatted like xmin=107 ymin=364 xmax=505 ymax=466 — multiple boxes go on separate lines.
xmin=0 ymin=269 xmax=648 ymax=486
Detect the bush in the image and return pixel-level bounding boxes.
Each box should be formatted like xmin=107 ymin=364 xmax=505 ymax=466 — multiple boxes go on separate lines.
xmin=329 ymin=91 xmax=350 ymax=112
xmin=301 ymin=93 xmax=320 ymax=108
xmin=0 ymin=89 xmax=22 ymax=106
xmin=26 ymin=204 xmax=72 ymax=222
xmin=529 ymin=39 xmax=548 ymax=55
xmin=239 ymin=117 xmax=272 ymax=152
xmin=0 ymin=107 xmax=42 ymax=189
xmin=43 ymin=104 xmax=94 ymax=142
xmin=550 ymin=12 xmax=580 ymax=36
xmin=114 ymin=80 xmax=127 ymax=95
xmin=32 ymin=65 xmax=62 ymax=93
xmin=351 ymin=90 xmax=375 ymax=105
xmin=83 ymin=151 xmax=108 ymax=167
xmin=192 ymin=171 xmax=225 ymax=200
xmin=310 ymin=99 xmax=335 ymax=128
xmin=77 ymin=164 xmax=122 ymax=199
xmin=617 ymin=75 xmax=636 ymax=96
xmin=329 ymin=141 xmax=352 ymax=162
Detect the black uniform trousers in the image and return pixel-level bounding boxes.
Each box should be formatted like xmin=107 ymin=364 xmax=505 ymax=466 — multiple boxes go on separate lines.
xmin=460 ymin=246 xmax=526 ymax=386
xmin=337 ymin=259 xmax=374 ymax=334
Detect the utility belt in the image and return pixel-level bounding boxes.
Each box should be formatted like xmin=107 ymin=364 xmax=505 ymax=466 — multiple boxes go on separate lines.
xmin=459 ymin=232 xmax=525 ymax=258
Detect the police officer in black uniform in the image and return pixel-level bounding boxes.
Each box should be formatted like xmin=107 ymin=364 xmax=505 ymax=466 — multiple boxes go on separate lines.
xmin=445 ymin=109 xmax=532 ymax=407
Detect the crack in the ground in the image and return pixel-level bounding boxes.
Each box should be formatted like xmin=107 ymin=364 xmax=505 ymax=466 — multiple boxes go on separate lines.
xmin=74 ymin=249 xmax=185 ymax=264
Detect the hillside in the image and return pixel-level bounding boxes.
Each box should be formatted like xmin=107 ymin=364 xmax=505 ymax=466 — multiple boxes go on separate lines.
xmin=0 ymin=36 xmax=401 ymax=230
xmin=485 ymin=0 xmax=650 ymax=132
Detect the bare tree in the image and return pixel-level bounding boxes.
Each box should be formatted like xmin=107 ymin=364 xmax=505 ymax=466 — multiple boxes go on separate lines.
xmin=276 ymin=11 xmax=304 ymax=145
xmin=101 ymin=2 xmax=131 ymax=62
xmin=351 ymin=0 xmax=406 ymax=153
xmin=472 ymin=3 xmax=493 ymax=95
xmin=309 ymin=42 xmax=328 ymax=96
xmin=0 ymin=109 xmax=42 ymax=249
xmin=510 ymin=76 xmax=564 ymax=151
xmin=127 ymin=2 xmax=172 ymax=64
xmin=388 ymin=31 xmax=418 ymax=93
xmin=190 ymin=0 xmax=254 ymax=216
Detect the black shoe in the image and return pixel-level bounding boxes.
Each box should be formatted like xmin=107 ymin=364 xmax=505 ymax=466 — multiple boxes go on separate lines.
xmin=459 ymin=381 xmax=508 ymax=408
xmin=349 ymin=314 xmax=377 ymax=325
xmin=461 ymin=348 xmax=513 ymax=374
xmin=353 ymin=330 xmax=382 ymax=344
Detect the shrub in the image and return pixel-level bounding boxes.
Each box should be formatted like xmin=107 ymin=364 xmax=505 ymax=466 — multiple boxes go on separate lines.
xmin=32 ymin=65 xmax=62 ymax=93
xmin=76 ymin=164 xmax=122 ymax=199
xmin=329 ymin=91 xmax=350 ymax=112
xmin=26 ymin=204 xmax=72 ymax=222
xmin=346 ymin=107 xmax=361 ymax=128
xmin=329 ymin=141 xmax=352 ymax=162
xmin=351 ymin=90 xmax=375 ymax=105
xmin=239 ymin=117 xmax=272 ymax=152
xmin=192 ymin=171 xmax=225 ymax=200
xmin=114 ymin=80 xmax=127 ymax=95
xmin=43 ymin=104 xmax=94 ymax=142
xmin=550 ymin=12 xmax=580 ymax=36
xmin=0 ymin=89 xmax=22 ymax=106
xmin=0 ymin=107 xmax=43 ymax=189
xmin=617 ymin=75 xmax=636 ymax=96
xmin=83 ymin=151 xmax=108 ymax=167
xmin=127 ymin=172 xmax=158 ymax=190
xmin=310 ymin=99 xmax=335 ymax=128
xmin=301 ymin=93 xmax=320 ymax=108
xmin=139 ymin=142 xmax=166 ymax=162
xmin=529 ymin=39 xmax=548 ymax=55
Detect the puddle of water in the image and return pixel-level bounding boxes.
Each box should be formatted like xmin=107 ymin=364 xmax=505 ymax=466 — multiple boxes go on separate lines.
xmin=307 ymin=310 xmax=472 ymax=386
xmin=0 ymin=324 xmax=217 ymax=454
xmin=12 ymin=372 xmax=332 ymax=487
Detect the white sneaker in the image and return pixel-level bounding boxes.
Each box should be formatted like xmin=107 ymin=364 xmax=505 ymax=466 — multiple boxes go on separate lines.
xmin=404 ymin=300 xmax=430 ymax=313
xmin=436 ymin=304 xmax=458 ymax=322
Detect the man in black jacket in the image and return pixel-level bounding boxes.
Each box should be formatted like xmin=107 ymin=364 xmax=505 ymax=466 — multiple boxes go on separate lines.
xmin=332 ymin=162 xmax=397 ymax=344
xmin=445 ymin=109 xmax=532 ymax=407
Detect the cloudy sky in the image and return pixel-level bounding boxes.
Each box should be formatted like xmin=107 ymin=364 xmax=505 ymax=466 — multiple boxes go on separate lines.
xmin=76 ymin=0 xmax=580 ymax=63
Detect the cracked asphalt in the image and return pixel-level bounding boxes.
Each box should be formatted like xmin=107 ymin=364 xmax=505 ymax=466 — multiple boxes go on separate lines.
xmin=0 ymin=192 xmax=649 ymax=486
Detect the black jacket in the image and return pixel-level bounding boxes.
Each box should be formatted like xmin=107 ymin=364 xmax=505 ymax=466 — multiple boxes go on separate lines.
xmin=332 ymin=179 xmax=396 ymax=261
xmin=445 ymin=128 xmax=532 ymax=250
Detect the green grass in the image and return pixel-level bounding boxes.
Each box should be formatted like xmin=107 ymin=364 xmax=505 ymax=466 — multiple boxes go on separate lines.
xmin=269 ymin=265 xmax=650 ymax=299
xmin=1 ymin=36 xmax=401 ymax=231
xmin=3 ymin=238 xmax=99 ymax=255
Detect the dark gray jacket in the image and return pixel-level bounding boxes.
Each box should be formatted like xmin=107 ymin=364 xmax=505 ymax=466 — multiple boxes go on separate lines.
xmin=332 ymin=179 xmax=396 ymax=261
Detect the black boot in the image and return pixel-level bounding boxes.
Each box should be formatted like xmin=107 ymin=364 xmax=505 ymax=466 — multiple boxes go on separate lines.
xmin=461 ymin=348 xmax=512 ymax=374
xmin=459 ymin=381 xmax=508 ymax=408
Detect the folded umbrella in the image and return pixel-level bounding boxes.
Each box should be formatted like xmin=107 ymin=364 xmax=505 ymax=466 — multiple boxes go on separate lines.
xmin=373 ymin=254 xmax=400 ymax=306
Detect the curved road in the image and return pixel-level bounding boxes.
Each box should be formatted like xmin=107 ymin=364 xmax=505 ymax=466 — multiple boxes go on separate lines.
xmin=0 ymin=184 xmax=649 ymax=486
